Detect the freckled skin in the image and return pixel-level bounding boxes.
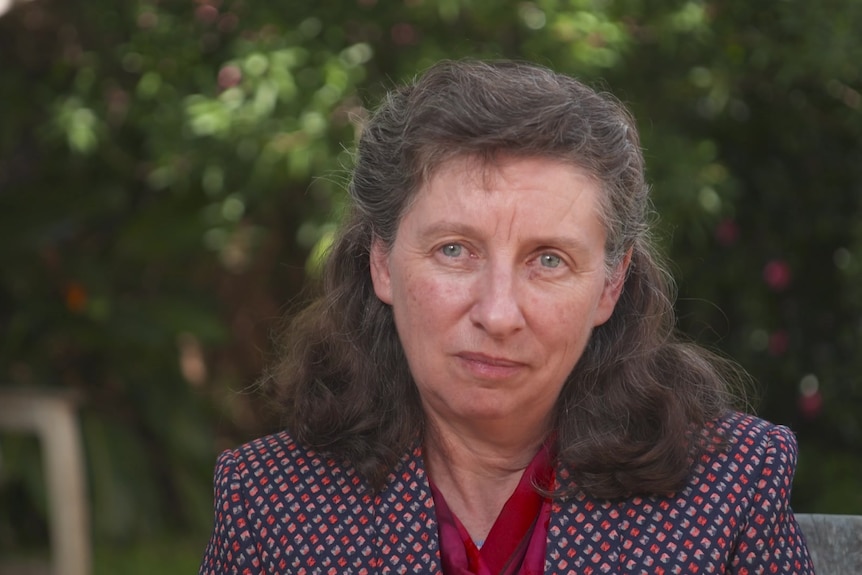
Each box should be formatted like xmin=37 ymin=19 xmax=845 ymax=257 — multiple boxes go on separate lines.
xmin=370 ymin=155 xmax=629 ymax=438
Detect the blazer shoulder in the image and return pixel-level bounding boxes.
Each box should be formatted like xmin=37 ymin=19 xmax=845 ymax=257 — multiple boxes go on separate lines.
xmin=712 ymin=410 xmax=799 ymax=462
xmin=695 ymin=410 xmax=800 ymax=495
xmin=216 ymin=429 xmax=371 ymax=498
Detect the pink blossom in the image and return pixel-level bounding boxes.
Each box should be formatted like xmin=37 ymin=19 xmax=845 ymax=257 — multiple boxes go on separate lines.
xmin=196 ymin=4 xmax=219 ymax=25
xmin=763 ymin=259 xmax=791 ymax=291
xmin=714 ymin=218 xmax=739 ymax=246
xmin=218 ymin=65 xmax=242 ymax=89
xmin=798 ymin=390 xmax=823 ymax=420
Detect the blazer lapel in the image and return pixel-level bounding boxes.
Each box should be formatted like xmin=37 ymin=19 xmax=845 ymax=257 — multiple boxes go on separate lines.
xmin=372 ymin=443 xmax=443 ymax=573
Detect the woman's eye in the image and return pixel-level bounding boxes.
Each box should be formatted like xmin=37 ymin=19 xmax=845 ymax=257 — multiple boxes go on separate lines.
xmin=440 ymin=244 xmax=463 ymax=258
xmin=539 ymin=253 xmax=563 ymax=268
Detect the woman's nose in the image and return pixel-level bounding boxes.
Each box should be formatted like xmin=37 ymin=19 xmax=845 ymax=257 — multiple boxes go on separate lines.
xmin=468 ymin=264 xmax=526 ymax=337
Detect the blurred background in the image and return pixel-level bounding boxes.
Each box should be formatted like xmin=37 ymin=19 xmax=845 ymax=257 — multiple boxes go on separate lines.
xmin=1 ymin=0 xmax=860 ymax=572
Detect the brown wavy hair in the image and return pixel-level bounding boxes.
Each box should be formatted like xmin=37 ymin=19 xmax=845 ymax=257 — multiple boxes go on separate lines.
xmin=266 ymin=59 xmax=742 ymax=499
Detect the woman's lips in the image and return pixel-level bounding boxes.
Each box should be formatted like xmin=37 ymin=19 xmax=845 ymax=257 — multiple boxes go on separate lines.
xmin=456 ymin=352 xmax=526 ymax=379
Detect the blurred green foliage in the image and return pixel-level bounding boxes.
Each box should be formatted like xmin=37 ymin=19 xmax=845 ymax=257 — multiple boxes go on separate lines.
xmin=93 ymin=537 xmax=202 ymax=575
xmin=1 ymin=0 xmax=860 ymax=566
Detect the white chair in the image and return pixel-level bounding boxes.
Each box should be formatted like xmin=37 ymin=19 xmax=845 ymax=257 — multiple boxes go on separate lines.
xmin=0 ymin=388 xmax=91 ymax=575
xmin=795 ymin=513 xmax=862 ymax=575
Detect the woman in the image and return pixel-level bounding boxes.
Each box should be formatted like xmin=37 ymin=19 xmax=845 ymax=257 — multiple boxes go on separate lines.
xmin=200 ymin=60 xmax=814 ymax=574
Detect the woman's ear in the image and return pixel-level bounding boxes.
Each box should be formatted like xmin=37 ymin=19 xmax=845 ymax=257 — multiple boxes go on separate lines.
xmin=369 ymin=238 xmax=393 ymax=304
xmin=594 ymin=248 xmax=633 ymax=326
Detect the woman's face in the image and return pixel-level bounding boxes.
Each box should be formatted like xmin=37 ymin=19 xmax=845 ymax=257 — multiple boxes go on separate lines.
xmin=370 ymin=155 xmax=628 ymax=432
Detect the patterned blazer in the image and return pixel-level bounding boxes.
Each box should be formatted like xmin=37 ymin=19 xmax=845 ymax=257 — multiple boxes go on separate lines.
xmin=199 ymin=412 xmax=814 ymax=574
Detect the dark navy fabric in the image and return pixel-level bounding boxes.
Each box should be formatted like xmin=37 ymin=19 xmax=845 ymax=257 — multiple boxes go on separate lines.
xmin=199 ymin=411 xmax=814 ymax=574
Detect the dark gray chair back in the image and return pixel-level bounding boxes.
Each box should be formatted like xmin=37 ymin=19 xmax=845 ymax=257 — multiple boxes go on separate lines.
xmin=795 ymin=513 xmax=862 ymax=574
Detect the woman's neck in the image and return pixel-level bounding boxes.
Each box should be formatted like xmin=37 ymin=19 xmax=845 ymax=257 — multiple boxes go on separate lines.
xmin=423 ymin=415 xmax=549 ymax=544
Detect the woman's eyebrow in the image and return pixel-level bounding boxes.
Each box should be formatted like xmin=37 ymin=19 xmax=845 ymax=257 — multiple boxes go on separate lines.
xmin=417 ymin=221 xmax=592 ymax=253
xmin=531 ymin=235 xmax=592 ymax=254
xmin=416 ymin=220 xmax=482 ymax=242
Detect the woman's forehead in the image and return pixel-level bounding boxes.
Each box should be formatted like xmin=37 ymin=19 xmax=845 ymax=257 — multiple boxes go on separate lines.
xmin=408 ymin=152 xmax=610 ymax=223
